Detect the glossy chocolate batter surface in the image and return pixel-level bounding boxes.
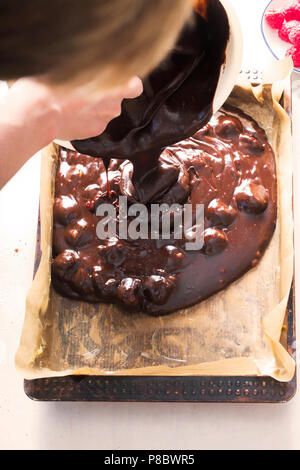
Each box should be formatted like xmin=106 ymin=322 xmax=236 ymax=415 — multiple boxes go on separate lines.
xmin=52 ymin=109 xmax=277 ymax=315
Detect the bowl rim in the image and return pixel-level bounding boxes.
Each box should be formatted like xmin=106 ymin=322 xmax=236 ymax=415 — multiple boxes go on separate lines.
xmin=212 ymin=0 xmax=243 ymax=112
xmin=261 ymin=0 xmax=300 ymax=73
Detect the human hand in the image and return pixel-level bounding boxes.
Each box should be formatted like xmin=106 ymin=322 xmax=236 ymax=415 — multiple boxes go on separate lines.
xmin=0 ymin=76 xmax=143 ymax=188
xmin=4 ymin=76 xmax=143 ymax=142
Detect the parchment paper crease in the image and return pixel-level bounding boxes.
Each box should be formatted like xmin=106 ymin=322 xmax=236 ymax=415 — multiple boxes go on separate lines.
xmin=15 ymin=65 xmax=295 ymax=381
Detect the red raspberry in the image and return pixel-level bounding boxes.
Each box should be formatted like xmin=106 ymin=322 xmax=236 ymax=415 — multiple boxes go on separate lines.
xmin=278 ymin=20 xmax=299 ymax=42
xmin=289 ymin=24 xmax=300 ymax=46
xmin=284 ymin=3 xmax=300 ymax=21
xmin=265 ymin=9 xmax=285 ymax=29
xmin=286 ymin=45 xmax=300 ymax=67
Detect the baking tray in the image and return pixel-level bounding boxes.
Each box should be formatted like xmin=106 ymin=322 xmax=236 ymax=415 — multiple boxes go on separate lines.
xmin=24 ymin=70 xmax=296 ymax=403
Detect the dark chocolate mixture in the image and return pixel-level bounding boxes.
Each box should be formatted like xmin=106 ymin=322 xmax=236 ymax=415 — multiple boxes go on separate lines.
xmin=72 ymin=0 xmax=230 ymax=200
xmin=52 ymin=108 xmax=277 ymax=315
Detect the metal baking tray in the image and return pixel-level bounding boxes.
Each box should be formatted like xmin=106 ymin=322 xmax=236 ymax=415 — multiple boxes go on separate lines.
xmin=24 ymin=70 xmax=296 ymax=402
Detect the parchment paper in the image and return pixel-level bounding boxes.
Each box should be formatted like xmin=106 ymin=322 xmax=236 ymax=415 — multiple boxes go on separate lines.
xmin=15 ymin=63 xmax=295 ymax=381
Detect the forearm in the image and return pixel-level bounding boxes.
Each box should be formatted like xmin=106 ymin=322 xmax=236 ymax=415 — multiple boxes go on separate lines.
xmin=0 ymin=80 xmax=59 ymax=189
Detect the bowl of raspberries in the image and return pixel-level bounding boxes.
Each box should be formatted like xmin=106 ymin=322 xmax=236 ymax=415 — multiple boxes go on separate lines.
xmin=262 ymin=0 xmax=300 ymax=71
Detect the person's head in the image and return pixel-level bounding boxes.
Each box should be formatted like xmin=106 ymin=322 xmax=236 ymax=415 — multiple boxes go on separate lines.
xmin=0 ymin=0 xmax=192 ymax=90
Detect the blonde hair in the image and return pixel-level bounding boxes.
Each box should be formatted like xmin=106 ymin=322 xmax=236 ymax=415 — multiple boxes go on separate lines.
xmin=0 ymin=0 xmax=192 ymax=90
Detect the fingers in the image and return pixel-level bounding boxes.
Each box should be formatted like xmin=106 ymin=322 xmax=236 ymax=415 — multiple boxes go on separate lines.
xmin=49 ymin=76 xmax=144 ymax=141
xmin=122 ymin=77 xmax=143 ymax=99
xmin=92 ymin=77 xmax=143 ymax=130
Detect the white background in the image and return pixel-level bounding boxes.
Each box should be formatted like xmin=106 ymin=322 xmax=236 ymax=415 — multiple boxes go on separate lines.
xmin=0 ymin=0 xmax=300 ymax=450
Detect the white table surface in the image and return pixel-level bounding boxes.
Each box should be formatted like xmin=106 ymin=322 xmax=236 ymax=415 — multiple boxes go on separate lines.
xmin=0 ymin=0 xmax=300 ymax=451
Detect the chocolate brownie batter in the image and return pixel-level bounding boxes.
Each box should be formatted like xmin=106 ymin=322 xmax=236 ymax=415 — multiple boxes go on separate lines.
xmin=52 ymin=108 xmax=277 ymax=315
